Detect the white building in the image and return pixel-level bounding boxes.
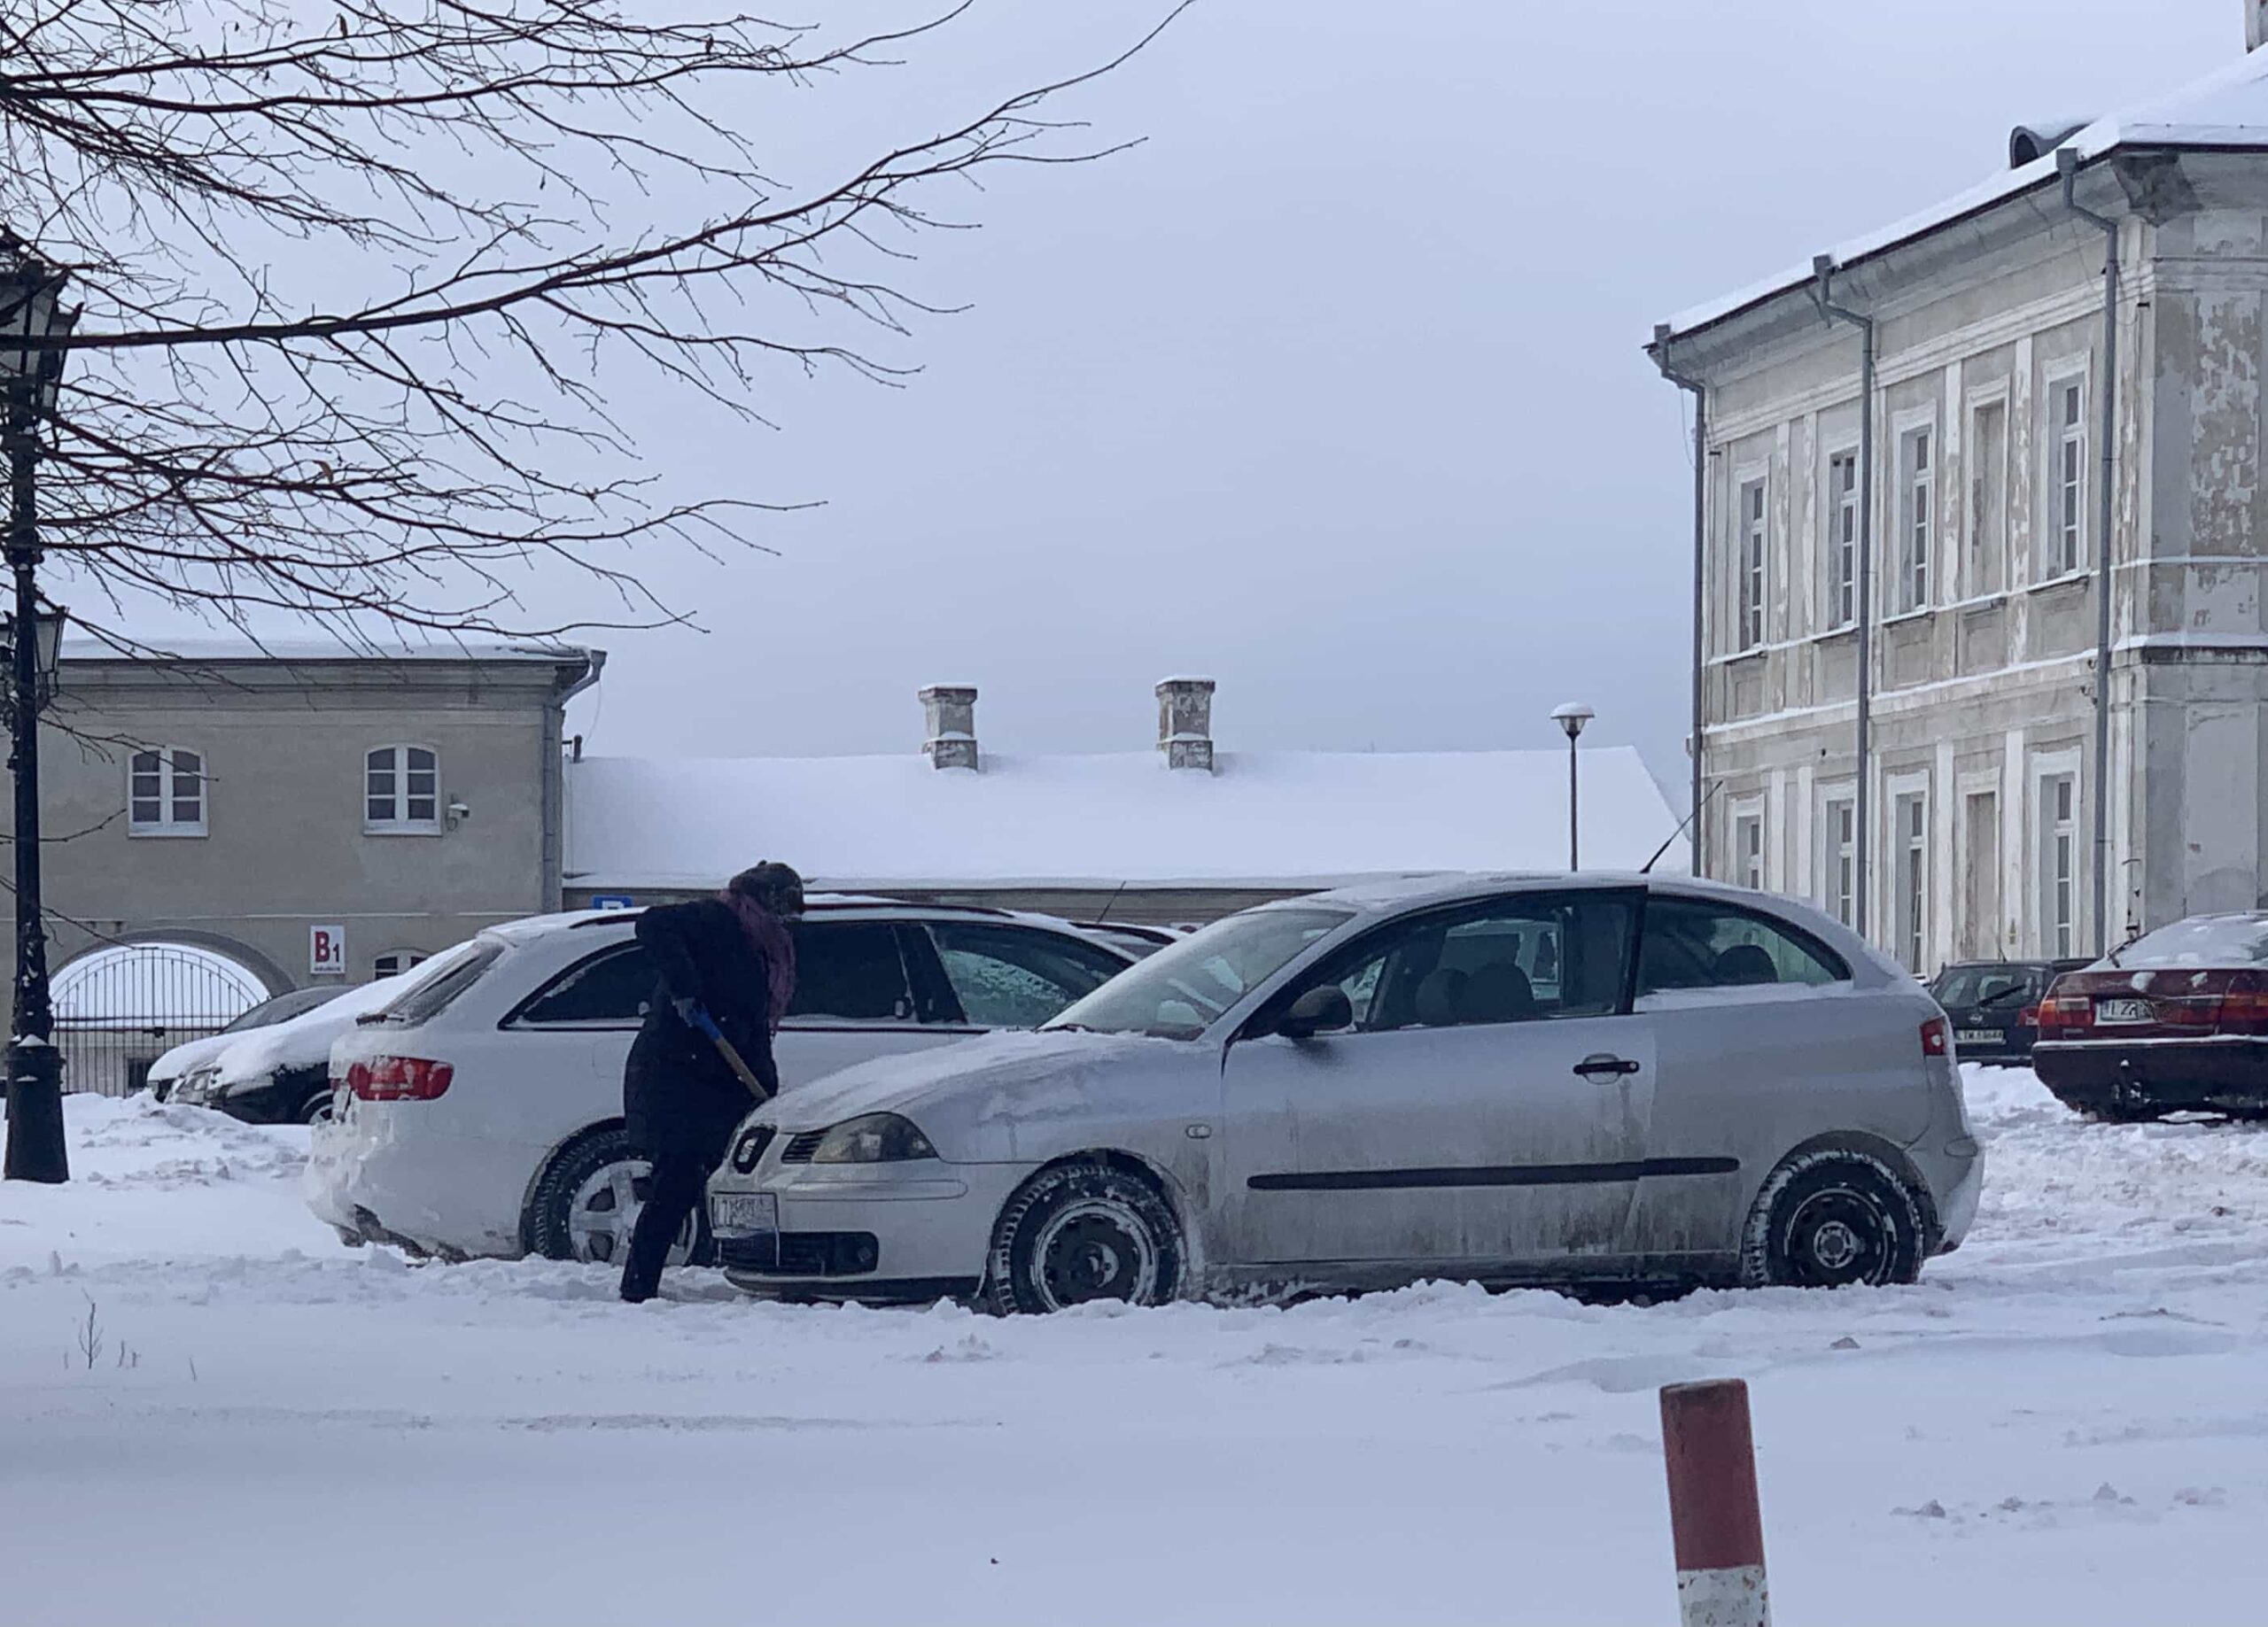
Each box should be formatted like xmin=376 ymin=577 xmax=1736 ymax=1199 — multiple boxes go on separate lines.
xmin=1648 ymin=13 xmax=2268 ymax=973
xmin=565 ymin=680 xmax=1685 ymax=924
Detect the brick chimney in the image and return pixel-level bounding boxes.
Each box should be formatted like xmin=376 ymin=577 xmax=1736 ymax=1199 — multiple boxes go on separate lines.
xmin=920 ymin=685 xmax=979 ymax=771
xmin=1155 ymin=677 xmax=1216 ymax=771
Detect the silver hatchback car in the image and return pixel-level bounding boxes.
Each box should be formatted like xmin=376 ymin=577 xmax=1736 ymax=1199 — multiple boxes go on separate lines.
xmin=707 ymin=874 xmax=1983 ymax=1310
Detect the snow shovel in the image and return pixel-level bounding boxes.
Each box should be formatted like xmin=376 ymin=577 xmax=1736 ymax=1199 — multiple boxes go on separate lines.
xmin=687 ymin=1005 xmax=774 ymax=1104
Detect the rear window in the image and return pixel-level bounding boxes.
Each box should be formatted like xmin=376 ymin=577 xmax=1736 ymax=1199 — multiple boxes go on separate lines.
xmin=372 ymin=941 xmax=506 ymax=1026
xmin=1932 ymin=966 xmax=2039 ymax=1009
xmin=2117 ymin=916 xmax=2268 ymax=968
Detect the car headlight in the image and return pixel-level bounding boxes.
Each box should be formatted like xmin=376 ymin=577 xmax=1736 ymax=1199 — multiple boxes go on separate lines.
xmin=810 ymin=1112 xmax=938 ymax=1164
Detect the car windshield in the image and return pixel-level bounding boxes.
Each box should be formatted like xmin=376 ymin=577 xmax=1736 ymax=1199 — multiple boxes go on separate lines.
xmin=2115 ymin=916 xmax=2268 ymax=968
xmin=1045 ymin=907 xmax=1353 ymax=1040
xmin=219 ymin=986 xmax=344 ymax=1034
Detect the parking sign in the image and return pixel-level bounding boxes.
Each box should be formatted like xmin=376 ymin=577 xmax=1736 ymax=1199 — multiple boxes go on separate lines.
xmin=310 ymin=924 xmax=347 ymax=976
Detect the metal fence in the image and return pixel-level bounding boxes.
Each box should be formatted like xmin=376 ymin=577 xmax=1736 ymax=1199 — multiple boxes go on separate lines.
xmin=53 ymin=943 xmax=265 ymax=1096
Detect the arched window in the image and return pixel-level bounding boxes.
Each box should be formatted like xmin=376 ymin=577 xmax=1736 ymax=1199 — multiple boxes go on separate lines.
xmin=128 ymin=748 xmax=207 ymax=836
xmin=365 ymin=745 xmax=440 ymax=833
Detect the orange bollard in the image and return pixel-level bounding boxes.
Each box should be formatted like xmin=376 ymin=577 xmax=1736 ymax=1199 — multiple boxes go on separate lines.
xmin=1658 ymin=1378 xmax=1769 ymax=1627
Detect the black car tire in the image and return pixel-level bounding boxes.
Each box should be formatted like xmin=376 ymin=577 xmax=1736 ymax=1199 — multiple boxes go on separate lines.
xmin=526 ymin=1127 xmax=714 ymax=1268
xmin=1739 ymin=1149 xmax=1924 ymax=1290
xmin=296 ymin=1089 xmax=336 ymax=1125
xmin=983 ymin=1158 xmax=1183 ymax=1315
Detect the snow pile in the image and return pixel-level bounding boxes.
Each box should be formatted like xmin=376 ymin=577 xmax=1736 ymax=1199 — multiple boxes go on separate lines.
xmin=2 ymin=1072 xmax=2264 ymax=1624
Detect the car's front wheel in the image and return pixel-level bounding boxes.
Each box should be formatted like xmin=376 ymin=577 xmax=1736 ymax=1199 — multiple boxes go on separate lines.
xmin=983 ymin=1158 xmax=1184 ymax=1315
xmin=527 ymin=1128 xmax=711 ymax=1269
xmin=1739 ymin=1149 xmax=1924 ymax=1289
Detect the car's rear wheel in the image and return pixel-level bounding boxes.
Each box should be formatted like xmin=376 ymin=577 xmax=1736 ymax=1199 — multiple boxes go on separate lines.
xmin=296 ymin=1090 xmax=335 ymax=1126
xmin=527 ymin=1128 xmax=711 ymax=1269
xmin=1740 ymin=1149 xmax=1923 ymax=1289
xmin=983 ymin=1158 xmax=1183 ymax=1315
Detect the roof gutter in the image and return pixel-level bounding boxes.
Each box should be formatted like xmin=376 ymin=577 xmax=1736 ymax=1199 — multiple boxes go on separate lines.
xmin=1649 ymin=325 xmax=1708 ymax=879
xmin=1806 ymin=258 xmax=1876 ymax=940
xmin=2056 ymin=147 xmax=2122 ymax=956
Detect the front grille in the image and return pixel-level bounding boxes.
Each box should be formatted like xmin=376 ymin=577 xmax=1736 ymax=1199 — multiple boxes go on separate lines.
xmin=780 ymin=1130 xmax=826 ymax=1164
xmin=716 ymin=1230 xmax=879 ymax=1277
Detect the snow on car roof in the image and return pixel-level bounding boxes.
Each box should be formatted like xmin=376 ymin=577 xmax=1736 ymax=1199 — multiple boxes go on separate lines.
xmin=1661 ymin=45 xmax=2268 ymax=340
xmin=566 ymin=747 xmax=1686 ymax=892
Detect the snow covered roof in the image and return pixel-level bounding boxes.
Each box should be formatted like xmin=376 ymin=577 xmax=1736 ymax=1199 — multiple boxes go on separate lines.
xmin=1661 ymin=46 xmax=2268 ymax=340
xmin=566 ymin=747 xmax=1686 ymax=892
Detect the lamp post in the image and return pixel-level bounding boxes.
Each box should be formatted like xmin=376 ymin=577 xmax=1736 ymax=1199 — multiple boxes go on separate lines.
xmin=1 ymin=244 xmax=74 ymax=1185
xmin=1550 ymin=701 xmax=1594 ymax=873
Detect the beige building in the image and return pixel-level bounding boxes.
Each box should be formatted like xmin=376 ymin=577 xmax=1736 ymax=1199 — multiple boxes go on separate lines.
xmin=16 ymin=640 xmax=598 ymax=1089
xmin=1648 ymin=17 xmax=2268 ymax=973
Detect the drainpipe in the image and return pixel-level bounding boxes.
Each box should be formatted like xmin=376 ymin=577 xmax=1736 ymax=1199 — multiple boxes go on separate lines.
xmin=1809 ymin=258 xmax=1876 ymax=939
xmin=2057 ymin=146 xmax=2120 ymax=957
xmin=1651 ymin=324 xmax=1708 ymax=878
xmin=546 ymin=648 xmax=607 ymax=911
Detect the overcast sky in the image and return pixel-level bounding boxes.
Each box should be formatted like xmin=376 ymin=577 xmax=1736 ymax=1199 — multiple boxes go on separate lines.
xmin=330 ymin=4 xmax=2249 ymax=786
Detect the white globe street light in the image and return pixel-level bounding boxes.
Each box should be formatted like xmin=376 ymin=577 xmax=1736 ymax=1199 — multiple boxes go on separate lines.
xmin=1550 ymin=702 xmax=1595 ymax=872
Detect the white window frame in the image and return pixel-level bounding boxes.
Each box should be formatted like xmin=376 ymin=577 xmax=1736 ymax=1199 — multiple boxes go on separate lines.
xmin=1965 ymin=387 xmax=2010 ymax=600
xmin=1894 ymin=417 xmax=1936 ymax=614
xmin=2033 ymin=748 xmax=2083 ymax=957
xmin=364 ymin=744 xmax=442 ymax=835
xmin=1736 ymin=474 xmax=1768 ymax=652
xmin=1819 ymin=786 xmax=1857 ymax=927
xmin=372 ymin=949 xmax=430 ymax=979
xmin=1887 ymin=773 xmax=1930 ymax=974
xmin=1730 ymin=800 xmax=1766 ymax=892
xmin=2046 ymin=365 xmax=2089 ymax=579
xmin=1823 ymin=445 xmax=1860 ymax=631
xmin=128 ymin=747 xmax=208 ymax=838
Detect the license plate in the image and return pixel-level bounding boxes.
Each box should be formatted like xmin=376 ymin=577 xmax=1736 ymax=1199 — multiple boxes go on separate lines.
xmin=2096 ymin=997 xmax=2154 ymax=1025
xmin=1956 ymin=1029 xmax=2002 ymax=1046
xmin=709 ymin=1192 xmax=777 ymax=1236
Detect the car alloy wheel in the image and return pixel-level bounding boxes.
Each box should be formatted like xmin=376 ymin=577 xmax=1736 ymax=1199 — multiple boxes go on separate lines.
xmin=566 ymin=1157 xmax=695 ymax=1268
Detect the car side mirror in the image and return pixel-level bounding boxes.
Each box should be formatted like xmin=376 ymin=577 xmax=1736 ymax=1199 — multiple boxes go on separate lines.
xmin=1276 ymin=986 xmax=1353 ymax=1041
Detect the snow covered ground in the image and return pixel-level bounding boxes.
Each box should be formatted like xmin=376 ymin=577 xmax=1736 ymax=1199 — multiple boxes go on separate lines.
xmin=4 ymin=1067 xmax=2264 ymax=1624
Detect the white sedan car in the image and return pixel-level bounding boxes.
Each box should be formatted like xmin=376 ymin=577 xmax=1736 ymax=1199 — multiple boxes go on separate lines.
xmin=706 ymin=873 xmax=1984 ymax=1310
xmin=305 ymin=900 xmax=1134 ymax=1263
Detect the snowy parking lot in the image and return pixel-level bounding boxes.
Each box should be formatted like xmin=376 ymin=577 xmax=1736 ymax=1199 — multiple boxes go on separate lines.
xmin=4 ymin=1066 xmax=2264 ymax=1625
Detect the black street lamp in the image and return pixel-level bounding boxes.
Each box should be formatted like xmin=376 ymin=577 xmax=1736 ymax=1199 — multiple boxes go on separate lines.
xmin=1 ymin=244 xmax=75 ymax=1185
xmin=1550 ymin=701 xmax=1594 ymax=873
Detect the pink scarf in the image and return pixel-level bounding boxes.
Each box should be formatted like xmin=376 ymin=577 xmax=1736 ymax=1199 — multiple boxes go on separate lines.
xmin=721 ymin=890 xmax=797 ymax=1032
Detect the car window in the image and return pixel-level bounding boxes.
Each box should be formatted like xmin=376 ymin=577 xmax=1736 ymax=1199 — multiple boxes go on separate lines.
xmin=2115 ymin=915 xmax=2268 ymax=967
xmin=1296 ymin=892 xmax=1637 ymax=1032
xmin=221 ymin=986 xmax=340 ymax=1033
xmin=788 ymin=921 xmax=914 ymax=1023
xmin=372 ymin=941 xmax=506 ymax=1025
xmin=1637 ymin=897 xmax=1846 ymax=995
xmin=928 ymin=923 xmax=1126 ymax=1029
xmin=515 ymin=943 xmax=654 ymax=1026
xmin=1049 ymin=907 xmax=1354 ymax=1039
xmin=1932 ymin=966 xmax=2032 ymax=1010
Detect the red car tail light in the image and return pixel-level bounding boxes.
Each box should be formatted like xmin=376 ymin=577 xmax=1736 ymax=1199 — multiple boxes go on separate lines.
xmin=2037 ymin=992 xmax=2093 ymax=1034
xmin=2017 ymin=1003 xmax=2040 ymax=1028
xmin=2219 ymin=971 xmax=2268 ymax=1036
xmin=1921 ymin=1015 xmax=1951 ymax=1058
xmin=346 ymin=1055 xmax=455 ymax=1101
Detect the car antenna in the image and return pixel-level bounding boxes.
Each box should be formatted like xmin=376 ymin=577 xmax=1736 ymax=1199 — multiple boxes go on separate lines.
xmin=1091 ymin=879 xmax=1130 ymax=927
xmin=1641 ymin=782 xmax=1721 ymax=875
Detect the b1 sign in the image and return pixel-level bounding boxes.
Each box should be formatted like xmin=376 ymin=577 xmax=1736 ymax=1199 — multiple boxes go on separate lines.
xmin=310 ymin=924 xmax=347 ymax=976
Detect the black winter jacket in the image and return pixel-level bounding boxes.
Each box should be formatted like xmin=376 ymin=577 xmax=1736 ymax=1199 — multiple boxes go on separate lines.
xmin=623 ymin=898 xmax=782 ymax=1158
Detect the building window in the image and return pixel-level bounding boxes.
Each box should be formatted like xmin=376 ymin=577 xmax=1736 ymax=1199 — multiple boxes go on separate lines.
xmin=1734 ymin=810 xmax=1764 ymax=891
xmin=1823 ymin=796 xmax=1856 ymax=927
xmin=1737 ymin=478 xmax=1767 ymax=651
xmin=365 ymin=745 xmax=440 ymax=833
xmin=1968 ymin=398 xmax=2008 ymax=597
xmin=373 ymin=949 xmax=430 ymax=980
xmin=1827 ymin=451 xmax=1858 ymax=628
xmin=128 ymin=748 xmax=207 ymax=837
xmin=1898 ymin=426 xmax=1933 ymax=612
xmin=2050 ymin=377 xmax=2086 ymax=577
xmin=1895 ymin=791 xmax=1928 ymax=972
xmin=2039 ymin=773 xmax=2078 ymax=957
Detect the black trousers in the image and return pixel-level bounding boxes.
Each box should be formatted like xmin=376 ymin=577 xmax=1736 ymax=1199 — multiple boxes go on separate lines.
xmin=619 ymin=1150 xmax=711 ymax=1304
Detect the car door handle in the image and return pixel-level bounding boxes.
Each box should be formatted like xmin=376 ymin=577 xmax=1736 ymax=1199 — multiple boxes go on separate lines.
xmin=1573 ymin=1053 xmax=1642 ymax=1080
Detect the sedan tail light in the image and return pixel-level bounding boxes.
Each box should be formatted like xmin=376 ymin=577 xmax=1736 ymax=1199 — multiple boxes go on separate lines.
xmin=346 ymin=1055 xmax=454 ymax=1101
xmin=2219 ymin=971 xmax=2268 ymax=1036
xmin=2037 ymin=992 xmax=2093 ymax=1034
xmin=1920 ymin=1016 xmax=1951 ymax=1058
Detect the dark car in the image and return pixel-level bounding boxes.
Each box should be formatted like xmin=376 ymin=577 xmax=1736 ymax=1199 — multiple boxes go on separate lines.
xmin=1928 ymin=959 xmax=2090 ymax=1066
xmin=2033 ymin=913 xmax=2268 ymax=1120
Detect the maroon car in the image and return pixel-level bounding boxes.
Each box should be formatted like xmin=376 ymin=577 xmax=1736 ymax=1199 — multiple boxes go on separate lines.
xmin=2033 ymin=912 xmax=2268 ymax=1121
